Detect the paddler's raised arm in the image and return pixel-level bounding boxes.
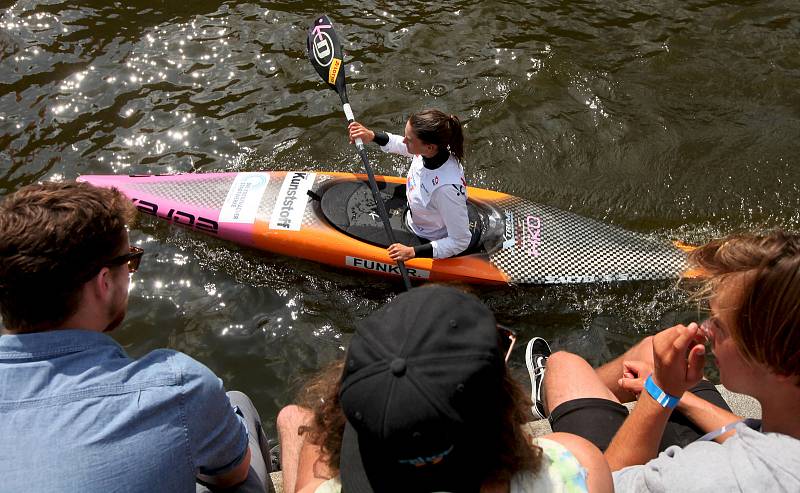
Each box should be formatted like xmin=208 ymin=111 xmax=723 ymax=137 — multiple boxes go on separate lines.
xmin=348 ymin=122 xmax=412 ymax=157
xmin=378 ymin=132 xmax=413 ymax=157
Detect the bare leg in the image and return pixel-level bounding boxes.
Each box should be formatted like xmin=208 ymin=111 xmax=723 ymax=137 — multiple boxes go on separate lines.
xmin=276 ymin=405 xmax=313 ymax=493
xmin=594 ymin=336 xmax=654 ymax=403
xmin=544 ymin=351 xmax=621 ymax=414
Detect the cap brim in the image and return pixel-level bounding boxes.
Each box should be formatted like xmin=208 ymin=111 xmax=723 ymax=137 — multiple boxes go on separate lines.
xmin=340 ymin=421 xmax=473 ymax=493
xmin=340 ymin=422 xmax=421 ymax=493
xmin=339 ymin=421 xmax=377 ymax=493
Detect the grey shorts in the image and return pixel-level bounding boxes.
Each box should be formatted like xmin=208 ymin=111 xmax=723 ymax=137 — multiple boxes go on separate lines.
xmin=196 ymin=391 xmax=274 ymax=493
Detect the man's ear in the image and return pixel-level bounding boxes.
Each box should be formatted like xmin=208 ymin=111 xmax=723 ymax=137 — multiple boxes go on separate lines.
xmin=88 ymin=267 xmax=113 ymax=302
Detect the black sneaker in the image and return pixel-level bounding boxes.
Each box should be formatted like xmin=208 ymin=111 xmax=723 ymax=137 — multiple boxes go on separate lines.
xmin=267 ymin=439 xmax=281 ymax=472
xmin=526 ymin=337 xmax=551 ymax=420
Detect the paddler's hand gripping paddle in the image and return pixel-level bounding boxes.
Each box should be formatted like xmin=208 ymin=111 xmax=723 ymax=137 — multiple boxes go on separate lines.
xmin=307 ymin=15 xmax=412 ymax=291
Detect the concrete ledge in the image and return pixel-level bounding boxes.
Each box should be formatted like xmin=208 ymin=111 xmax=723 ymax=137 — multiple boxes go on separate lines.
xmin=271 ymin=472 xmax=283 ymax=493
xmin=268 ymin=386 xmax=760 ymax=492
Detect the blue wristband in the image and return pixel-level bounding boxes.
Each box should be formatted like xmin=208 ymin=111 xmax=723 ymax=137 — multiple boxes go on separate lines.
xmin=644 ymin=375 xmax=680 ymax=409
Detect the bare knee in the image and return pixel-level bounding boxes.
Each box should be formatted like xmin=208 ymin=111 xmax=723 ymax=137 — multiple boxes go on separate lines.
xmin=626 ymin=335 xmax=654 ymax=363
xmin=547 ymin=350 xmax=591 ymax=371
xmin=545 ymin=351 xmax=618 ymax=408
xmin=543 ymin=351 xmax=590 ymax=397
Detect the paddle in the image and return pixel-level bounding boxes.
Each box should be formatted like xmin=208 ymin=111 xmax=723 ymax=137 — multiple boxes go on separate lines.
xmin=307 ymin=15 xmax=412 ymax=290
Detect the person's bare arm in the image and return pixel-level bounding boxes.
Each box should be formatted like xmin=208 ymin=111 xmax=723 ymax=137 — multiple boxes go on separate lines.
xmin=605 ymin=323 xmax=706 ymax=471
xmin=277 ymin=405 xmax=315 ymax=493
xmin=604 ymin=395 xmax=672 ymax=470
xmin=618 ymin=361 xmax=743 ymax=444
xmin=676 ymin=392 xmax=742 ymax=442
xmin=294 ymin=438 xmax=336 ymax=493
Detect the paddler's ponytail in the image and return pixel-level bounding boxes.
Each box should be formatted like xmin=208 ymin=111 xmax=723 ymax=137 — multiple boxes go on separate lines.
xmin=446 ymin=114 xmax=464 ymax=162
xmin=409 ymin=109 xmax=466 ymax=162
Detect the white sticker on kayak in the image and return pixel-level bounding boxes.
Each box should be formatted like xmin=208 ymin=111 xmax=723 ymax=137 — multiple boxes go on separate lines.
xmin=219 ymin=173 xmax=270 ymax=224
xmin=502 ymin=210 xmax=516 ymax=249
xmin=269 ymin=172 xmax=316 ymax=230
xmin=346 ymin=256 xmax=431 ymax=279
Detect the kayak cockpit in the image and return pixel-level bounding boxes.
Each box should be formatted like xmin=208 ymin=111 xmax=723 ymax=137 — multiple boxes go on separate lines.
xmin=315 ymin=179 xmax=504 ymax=256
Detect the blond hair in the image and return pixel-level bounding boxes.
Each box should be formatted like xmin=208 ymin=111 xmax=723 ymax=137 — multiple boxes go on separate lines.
xmin=688 ymin=231 xmax=800 ymax=382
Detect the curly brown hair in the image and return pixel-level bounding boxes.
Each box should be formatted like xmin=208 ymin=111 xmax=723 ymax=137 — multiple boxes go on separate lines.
xmin=688 ymin=230 xmax=800 ymax=384
xmin=296 ymin=354 xmax=542 ymax=485
xmin=0 ymin=182 xmax=136 ymax=332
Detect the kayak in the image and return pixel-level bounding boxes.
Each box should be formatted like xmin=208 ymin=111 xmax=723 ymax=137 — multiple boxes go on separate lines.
xmin=77 ymin=171 xmax=692 ymax=285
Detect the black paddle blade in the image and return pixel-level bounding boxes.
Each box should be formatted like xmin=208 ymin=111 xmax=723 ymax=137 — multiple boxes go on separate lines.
xmin=307 ymin=15 xmax=347 ymax=100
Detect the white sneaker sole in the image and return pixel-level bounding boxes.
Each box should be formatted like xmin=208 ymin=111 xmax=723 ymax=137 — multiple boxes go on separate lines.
xmin=525 ymin=337 xmax=549 ymax=420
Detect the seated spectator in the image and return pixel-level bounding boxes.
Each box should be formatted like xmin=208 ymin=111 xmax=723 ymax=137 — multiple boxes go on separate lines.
xmin=528 ymin=231 xmax=800 ymax=491
xmin=277 ymin=286 xmax=613 ymax=493
xmin=0 ymin=182 xmax=273 ymax=493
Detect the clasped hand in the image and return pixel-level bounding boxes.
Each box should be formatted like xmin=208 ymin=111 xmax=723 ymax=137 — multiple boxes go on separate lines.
xmin=348 ymin=122 xmax=374 ymax=144
xmin=388 ymin=243 xmax=415 ymax=262
xmin=619 ymin=323 xmax=707 ymax=398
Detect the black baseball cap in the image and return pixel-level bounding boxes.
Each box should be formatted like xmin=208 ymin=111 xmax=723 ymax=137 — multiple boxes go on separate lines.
xmin=338 ymin=286 xmax=505 ymax=493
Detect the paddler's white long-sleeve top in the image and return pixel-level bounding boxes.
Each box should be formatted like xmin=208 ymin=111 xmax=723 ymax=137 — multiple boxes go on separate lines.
xmin=376 ymin=132 xmax=471 ymax=259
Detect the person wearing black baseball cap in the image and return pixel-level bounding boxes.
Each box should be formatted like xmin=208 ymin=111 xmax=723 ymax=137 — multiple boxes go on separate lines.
xmin=277 ymin=286 xmax=612 ymax=493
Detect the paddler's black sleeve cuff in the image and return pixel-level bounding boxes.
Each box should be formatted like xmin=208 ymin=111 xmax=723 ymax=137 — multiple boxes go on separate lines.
xmin=373 ymin=130 xmax=389 ymax=146
xmin=414 ymin=243 xmax=433 ymax=258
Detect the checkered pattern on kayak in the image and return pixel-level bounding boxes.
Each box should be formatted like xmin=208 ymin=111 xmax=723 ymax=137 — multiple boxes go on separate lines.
xmin=487 ymin=196 xmax=687 ymax=284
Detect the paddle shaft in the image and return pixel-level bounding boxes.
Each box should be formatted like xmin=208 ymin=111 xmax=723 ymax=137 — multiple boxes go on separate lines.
xmin=341 ymin=97 xmax=413 ymax=290
xmin=307 ymin=15 xmax=411 ymax=290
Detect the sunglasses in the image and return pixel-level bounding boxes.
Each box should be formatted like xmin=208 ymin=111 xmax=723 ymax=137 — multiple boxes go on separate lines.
xmin=107 ymin=246 xmax=144 ymax=273
xmin=497 ymin=324 xmax=517 ymax=363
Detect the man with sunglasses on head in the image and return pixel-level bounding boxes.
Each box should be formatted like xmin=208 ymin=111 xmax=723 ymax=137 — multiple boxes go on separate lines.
xmin=0 ymin=182 xmax=272 ymax=493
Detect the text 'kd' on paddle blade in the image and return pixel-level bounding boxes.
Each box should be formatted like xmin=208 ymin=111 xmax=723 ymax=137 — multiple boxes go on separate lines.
xmin=307 ymin=15 xmax=347 ymax=100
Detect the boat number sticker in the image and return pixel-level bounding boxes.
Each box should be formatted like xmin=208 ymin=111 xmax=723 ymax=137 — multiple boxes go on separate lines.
xmin=219 ymin=172 xmax=270 ymax=224
xmin=523 ymin=215 xmax=542 ymax=257
xmin=269 ymin=172 xmax=316 ymax=231
xmin=502 ymin=210 xmax=516 ymax=249
xmin=346 ymin=256 xmax=431 ymax=279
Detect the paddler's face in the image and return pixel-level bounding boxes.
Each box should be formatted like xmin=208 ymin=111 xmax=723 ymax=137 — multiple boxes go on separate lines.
xmin=403 ymin=120 xmax=436 ymax=157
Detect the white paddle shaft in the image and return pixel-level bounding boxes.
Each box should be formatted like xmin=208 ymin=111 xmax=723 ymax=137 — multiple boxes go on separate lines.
xmin=343 ymin=103 xmax=364 ymax=147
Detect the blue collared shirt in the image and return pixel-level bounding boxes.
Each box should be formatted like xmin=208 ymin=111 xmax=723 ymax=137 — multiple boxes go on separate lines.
xmin=0 ymin=329 xmax=248 ymax=493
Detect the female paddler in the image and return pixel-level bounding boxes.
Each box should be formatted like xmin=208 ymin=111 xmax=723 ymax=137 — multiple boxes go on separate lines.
xmin=348 ymin=109 xmax=472 ymax=261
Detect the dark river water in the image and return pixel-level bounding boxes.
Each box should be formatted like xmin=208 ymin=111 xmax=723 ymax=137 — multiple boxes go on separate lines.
xmin=2 ymin=1 xmax=799 ymax=435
